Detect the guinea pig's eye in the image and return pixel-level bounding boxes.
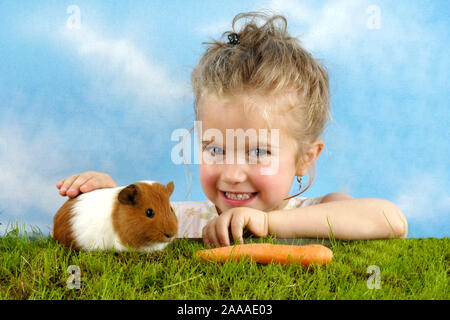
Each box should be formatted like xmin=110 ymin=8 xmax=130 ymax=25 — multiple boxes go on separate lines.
xmin=170 ymin=207 xmax=174 ymax=213
xmin=145 ymin=208 xmax=155 ymax=218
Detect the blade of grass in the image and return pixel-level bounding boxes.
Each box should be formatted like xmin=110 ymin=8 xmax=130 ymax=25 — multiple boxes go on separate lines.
xmin=382 ymin=210 xmax=397 ymax=239
xmin=163 ymin=274 xmax=202 ymax=289
xmin=326 ymin=216 xmax=337 ymax=247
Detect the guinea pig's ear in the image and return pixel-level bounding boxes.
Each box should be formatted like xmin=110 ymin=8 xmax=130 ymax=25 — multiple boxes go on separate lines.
xmin=166 ymin=181 xmax=174 ymax=197
xmin=118 ymin=184 xmax=138 ymax=205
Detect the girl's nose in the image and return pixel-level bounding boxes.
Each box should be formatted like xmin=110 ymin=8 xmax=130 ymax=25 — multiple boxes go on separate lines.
xmin=220 ymin=163 xmax=248 ymax=185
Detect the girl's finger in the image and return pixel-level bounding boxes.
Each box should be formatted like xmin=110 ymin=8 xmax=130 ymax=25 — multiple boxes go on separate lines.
xmin=66 ymin=174 xmax=91 ymax=198
xmin=215 ymin=215 xmax=232 ymax=247
xmin=202 ymin=226 xmax=212 ymax=248
xmin=56 ymin=179 xmax=64 ymax=189
xmin=202 ymin=237 xmax=211 ymax=248
xmin=60 ymin=175 xmax=79 ymax=195
xmin=79 ymin=184 xmax=95 ymax=193
xmin=205 ymin=222 xmax=220 ymax=248
xmin=230 ymin=216 xmax=245 ymax=245
xmin=79 ymin=176 xmax=96 ymax=193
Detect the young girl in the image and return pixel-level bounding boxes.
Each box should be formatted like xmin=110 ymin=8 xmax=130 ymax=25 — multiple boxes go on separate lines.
xmin=56 ymin=12 xmax=408 ymax=247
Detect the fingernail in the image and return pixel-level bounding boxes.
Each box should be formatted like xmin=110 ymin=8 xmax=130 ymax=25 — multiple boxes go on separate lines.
xmin=60 ymin=187 xmax=67 ymax=193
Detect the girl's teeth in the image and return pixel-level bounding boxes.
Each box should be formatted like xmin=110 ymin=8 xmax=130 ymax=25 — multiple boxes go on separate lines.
xmin=225 ymin=192 xmax=254 ymax=200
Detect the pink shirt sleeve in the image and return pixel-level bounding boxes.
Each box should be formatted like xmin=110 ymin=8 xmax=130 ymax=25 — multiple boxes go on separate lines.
xmin=171 ymin=200 xmax=218 ymax=238
xmin=285 ymin=196 xmax=324 ymax=209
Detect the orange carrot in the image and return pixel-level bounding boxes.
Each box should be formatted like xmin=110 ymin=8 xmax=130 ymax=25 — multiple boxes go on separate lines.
xmin=195 ymin=243 xmax=333 ymax=266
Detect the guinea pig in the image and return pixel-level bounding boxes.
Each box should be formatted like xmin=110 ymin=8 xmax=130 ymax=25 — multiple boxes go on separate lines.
xmin=51 ymin=181 xmax=178 ymax=252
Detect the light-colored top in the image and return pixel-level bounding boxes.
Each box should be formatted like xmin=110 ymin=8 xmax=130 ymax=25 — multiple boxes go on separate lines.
xmin=172 ymin=196 xmax=323 ymax=238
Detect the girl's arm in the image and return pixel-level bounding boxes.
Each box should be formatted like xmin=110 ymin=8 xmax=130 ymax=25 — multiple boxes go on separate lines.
xmin=268 ymin=198 xmax=408 ymax=240
xmin=319 ymin=192 xmax=354 ymax=203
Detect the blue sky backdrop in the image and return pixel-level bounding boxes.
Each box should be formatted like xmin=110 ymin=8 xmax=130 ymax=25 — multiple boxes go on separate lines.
xmin=0 ymin=0 xmax=448 ymax=238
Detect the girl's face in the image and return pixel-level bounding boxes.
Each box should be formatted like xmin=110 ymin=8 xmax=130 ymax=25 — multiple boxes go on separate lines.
xmin=197 ymin=92 xmax=301 ymax=214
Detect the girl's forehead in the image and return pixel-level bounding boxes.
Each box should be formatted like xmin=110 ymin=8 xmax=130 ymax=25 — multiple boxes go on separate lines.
xmin=197 ymin=90 xmax=299 ymax=126
xmin=198 ymin=90 xmax=299 ymax=109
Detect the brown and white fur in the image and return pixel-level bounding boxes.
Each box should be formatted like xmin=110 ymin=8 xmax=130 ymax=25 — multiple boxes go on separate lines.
xmin=51 ymin=181 xmax=178 ymax=252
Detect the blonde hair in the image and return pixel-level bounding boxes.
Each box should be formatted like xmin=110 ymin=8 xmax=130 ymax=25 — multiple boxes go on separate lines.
xmin=186 ymin=11 xmax=332 ymax=198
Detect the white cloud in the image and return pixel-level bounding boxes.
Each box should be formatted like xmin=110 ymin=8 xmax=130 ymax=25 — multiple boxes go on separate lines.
xmin=256 ymin=0 xmax=369 ymax=52
xmin=394 ymin=172 xmax=450 ymax=221
xmin=264 ymin=0 xmax=316 ymax=24
xmin=259 ymin=0 xmax=443 ymax=78
xmin=58 ymin=25 xmax=191 ymax=110
xmin=391 ymin=170 xmax=450 ymax=237
xmin=0 ymin=119 xmax=67 ymax=221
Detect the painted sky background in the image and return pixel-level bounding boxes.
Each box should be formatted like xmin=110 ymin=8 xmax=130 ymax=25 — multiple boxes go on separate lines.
xmin=0 ymin=0 xmax=448 ymax=238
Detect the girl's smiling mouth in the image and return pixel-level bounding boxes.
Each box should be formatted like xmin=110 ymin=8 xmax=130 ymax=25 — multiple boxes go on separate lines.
xmin=220 ymin=191 xmax=258 ymax=205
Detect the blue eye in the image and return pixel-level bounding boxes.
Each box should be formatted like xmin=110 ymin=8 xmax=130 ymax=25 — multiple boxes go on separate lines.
xmin=249 ymin=148 xmax=269 ymax=157
xmin=204 ymin=146 xmax=224 ymax=155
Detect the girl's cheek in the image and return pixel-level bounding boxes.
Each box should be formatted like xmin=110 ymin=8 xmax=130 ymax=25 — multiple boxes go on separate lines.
xmin=199 ymin=164 xmax=219 ymax=196
xmin=252 ymin=159 xmax=294 ymax=195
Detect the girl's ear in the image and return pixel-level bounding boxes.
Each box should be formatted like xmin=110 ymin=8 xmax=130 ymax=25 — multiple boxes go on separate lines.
xmin=296 ymin=140 xmax=324 ymax=176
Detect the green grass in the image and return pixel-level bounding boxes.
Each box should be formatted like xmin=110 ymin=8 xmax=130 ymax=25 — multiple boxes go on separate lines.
xmin=0 ymin=225 xmax=448 ymax=300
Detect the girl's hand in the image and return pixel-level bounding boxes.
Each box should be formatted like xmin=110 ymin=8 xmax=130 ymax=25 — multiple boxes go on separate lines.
xmin=56 ymin=171 xmax=117 ymax=198
xmin=202 ymin=207 xmax=269 ymax=247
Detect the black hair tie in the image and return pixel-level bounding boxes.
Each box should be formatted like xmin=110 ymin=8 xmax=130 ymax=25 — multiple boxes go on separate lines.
xmin=227 ymin=33 xmax=240 ymax=46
